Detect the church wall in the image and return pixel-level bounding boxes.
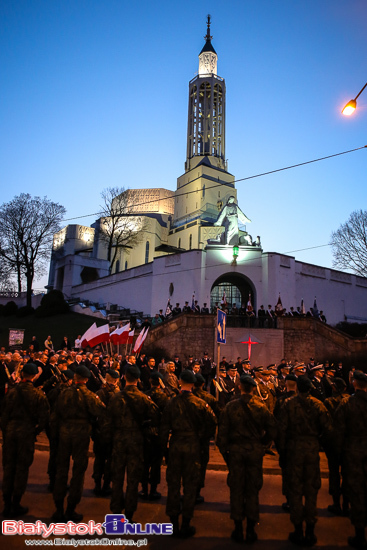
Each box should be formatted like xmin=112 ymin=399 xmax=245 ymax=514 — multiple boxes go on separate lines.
xmin=294 ymin=261 xmax=367 ymax=325
xmin=151 ymin=251 xmax=206 ymax=314
xmin=71 ymin=263 xmax=154 ymax=313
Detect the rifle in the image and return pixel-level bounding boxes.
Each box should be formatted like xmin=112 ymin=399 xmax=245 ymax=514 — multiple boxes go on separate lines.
xmin=54 ymin=365 xmax=68 ymax=384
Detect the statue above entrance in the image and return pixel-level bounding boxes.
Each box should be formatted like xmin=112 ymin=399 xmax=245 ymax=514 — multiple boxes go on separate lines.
xmin=209 ymin=196 xmax=260 ymax=246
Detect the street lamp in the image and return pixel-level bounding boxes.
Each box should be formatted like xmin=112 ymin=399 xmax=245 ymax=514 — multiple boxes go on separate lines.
xmin=342 ymin=82 xmax=367 ymax=115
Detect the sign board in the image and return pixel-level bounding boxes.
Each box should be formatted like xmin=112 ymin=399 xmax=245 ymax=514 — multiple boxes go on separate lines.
xmin=9 ymin=328 xmax=25 ymax=348
xmin=216 ymin=309 xmax=226 ymax=344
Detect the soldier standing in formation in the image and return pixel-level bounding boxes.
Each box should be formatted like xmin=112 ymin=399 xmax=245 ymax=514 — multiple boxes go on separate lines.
xmin=334 ymin=371 xmax=367 ymax=549
xmin=217 ymin=374 xmax=277 ymax=543
xmin=139 ymin=370 xmax=169 ymax=500
xmin=92 ymin=369 xmax=120 ymax=496
xmin=106 ymin=365 xmax=159 ymax=521
xmin=160 ymin=369 xmax=217 ymax=538
xmin=192 ymin=373 xmax=219 ymax=503
xmin=278 ymin=375 xmax=333 ymax=546
xmin=52 ymin=365 xmax=106 ymax=522
xmin=1 ymin=362 xmax=49 ymax=518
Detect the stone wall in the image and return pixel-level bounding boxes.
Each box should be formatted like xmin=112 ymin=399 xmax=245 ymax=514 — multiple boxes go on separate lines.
xmin=279 ymin=317 xmax=367 ymax=365
xmin=145 ymin=314 xmax=215 ymax=363
xmin=145 ymin=314 xmax=367 ymax=367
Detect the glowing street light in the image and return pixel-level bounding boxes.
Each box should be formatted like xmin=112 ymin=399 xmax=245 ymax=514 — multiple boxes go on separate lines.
xmin=342 ymin=82 xmax=367 ymax=115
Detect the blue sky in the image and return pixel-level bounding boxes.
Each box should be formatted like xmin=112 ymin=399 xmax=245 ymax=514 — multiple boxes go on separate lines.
xmin=1 ymin=0 xmax=366 ymax=289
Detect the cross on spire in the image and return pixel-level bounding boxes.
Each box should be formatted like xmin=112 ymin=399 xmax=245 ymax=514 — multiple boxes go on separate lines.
xmin=205 ymin=14 xmax=213 ymax=42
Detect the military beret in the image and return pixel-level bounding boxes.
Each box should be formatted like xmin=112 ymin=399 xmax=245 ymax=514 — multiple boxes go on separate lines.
xmin=195 ymin=373 xmax=205 ymax=385
xmin=297 ymin=375 xmax=312 ymax=393
xmin=180 ymin=369 xmax=196 ymax=383
xmin=285 ymin=373 xmax=298 ymax=382
xmin=353 ymin=370 xmax=367 ymax=384
xmin=23 ymin=362 xmax=39 ymax=375
xmin=331 ymin=377 xmax=347 ymax=392
xmin=106 ymin=369 xmax=120 ymax=379
xmin=150 ymin=370 xmax=164 ymax=381
xmin=240 ymin=374 xmax=256 ymax=387
xmin=75 ymin=365 xmax=91 ymax=379
xmin=64 ymin=369 xmax=75 ymax=380
xmin=125 ymin=365 xmax=141 ymax=379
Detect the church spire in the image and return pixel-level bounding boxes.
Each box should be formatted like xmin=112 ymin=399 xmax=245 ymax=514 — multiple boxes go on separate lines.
xmin=199 ymin=15 xmax=217 ymax=59
xmin=185 ymin=16 xmax=226 ymax=171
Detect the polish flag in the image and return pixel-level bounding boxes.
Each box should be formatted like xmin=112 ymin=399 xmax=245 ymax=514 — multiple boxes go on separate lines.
xmin=110 ymin=323 xmax=130 ymax=345
xmin=87 ymin=324 xmax=110 ymax=348
xmin=80 ymin=323 xmax=97 ymax=348
xmin=127 ymin=329 xmax=135 ymax=345
xmin=133 ymin=327 xmax=149 ymax=353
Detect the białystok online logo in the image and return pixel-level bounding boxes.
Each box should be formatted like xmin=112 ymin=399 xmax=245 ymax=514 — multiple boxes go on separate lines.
xmin=2 ymin=516 xmax=173 ymax=537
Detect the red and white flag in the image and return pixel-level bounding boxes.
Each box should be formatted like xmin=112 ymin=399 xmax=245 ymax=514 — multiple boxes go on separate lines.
xmin=127 ymin=329 xmax=135 ymax=345
xmin=133 ymin=327 xmax=149 ymax=353
xmin=80 ymin=323 xmax=97 ymax=348
xmin=110 ymin=323 xmax=130 ymax=345
xmin=87 ymin=324 xmax=110 ymax=348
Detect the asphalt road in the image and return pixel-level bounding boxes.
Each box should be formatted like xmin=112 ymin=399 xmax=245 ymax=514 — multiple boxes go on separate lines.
xmin=1 ymin=447 xmax=353 ymax=549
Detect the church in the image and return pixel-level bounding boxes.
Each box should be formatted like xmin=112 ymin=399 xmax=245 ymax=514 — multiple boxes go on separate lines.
xmin=47 ymin=18 xmax=367 ymax=327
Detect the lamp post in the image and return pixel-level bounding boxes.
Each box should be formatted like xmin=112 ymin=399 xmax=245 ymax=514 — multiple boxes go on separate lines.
xmin=342 ymin=82 xmax=367 ymax=115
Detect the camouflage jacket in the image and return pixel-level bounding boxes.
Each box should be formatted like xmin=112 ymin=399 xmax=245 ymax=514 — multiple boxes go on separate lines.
xmin=105 ymin=384 xmax=159 ymax=443
xmin=217 ymin=394 xmax=277 ymax=454
xmin=333 ymin=390 xmax=367 ymax=454
xmin=1 ymin=380 xmax=49 ymax=436
xmin=52 ymin=382 xmax=105 ymax=434
xmin=160 ymin=391 xmax=217 ymax=449
xmin=277 ymin=393 xmax=332 ymax=453
xmin=193 ymin=387 xmax=221 ymax=419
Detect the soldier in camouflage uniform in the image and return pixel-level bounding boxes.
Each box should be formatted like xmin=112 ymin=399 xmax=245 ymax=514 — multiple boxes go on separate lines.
xmin=278 ymin=375 xmax=332 ymax=546
xmin=52 ymin=365 xmax=106 ymax=522
xmin=193 ymin=373 xmax=220 ymax=503
xmin=47 ymin=368 xmax=74 ymax=492
xmin=1 ymin=362 xmax=49 ymax=517
xmin=106 ymin=365 xmax=159 ymax=521
xmin=334 ymin=371 xmax=367 ymax=549
xmin=324 ymin=377 xmax=350 ymax=516
xmin=160 ymin=369 xmax=217 ymax=538
xmin=217 ymin=374 xmax=277 ymax=543
xmin=92 ymin=369 xmax=120 ymax=496
xmin=273 ymin=373 xmax=298 ymax=512
xmin=139 ymin=370 xmax=170 ymax=500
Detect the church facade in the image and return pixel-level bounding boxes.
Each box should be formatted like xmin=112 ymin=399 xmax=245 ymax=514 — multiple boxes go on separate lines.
xmin=47 ymin=18 xmax=367 ymax=326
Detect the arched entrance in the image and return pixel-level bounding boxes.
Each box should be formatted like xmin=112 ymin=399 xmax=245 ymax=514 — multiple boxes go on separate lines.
xmin=210 ymin=272 xmax=256 ymax=311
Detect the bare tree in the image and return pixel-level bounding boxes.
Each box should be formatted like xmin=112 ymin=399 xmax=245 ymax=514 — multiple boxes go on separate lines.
xmin=99 ymin=187 xmax=146 ymax=273
xmin=0 ymin=194 xmax=66 ymax=306
xmin=331 ymin=209 xmax=367 ymax=277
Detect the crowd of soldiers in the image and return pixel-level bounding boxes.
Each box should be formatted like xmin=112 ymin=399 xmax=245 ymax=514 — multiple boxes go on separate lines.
xmin=1 ymin=343 xmax=367 ymax=548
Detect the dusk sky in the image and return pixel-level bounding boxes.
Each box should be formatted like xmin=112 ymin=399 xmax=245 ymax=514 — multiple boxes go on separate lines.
xmin=1 ymin=0 xmax=366 ymax=290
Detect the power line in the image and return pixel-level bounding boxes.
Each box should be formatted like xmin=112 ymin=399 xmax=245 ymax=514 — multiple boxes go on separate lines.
xmin=62 ymin=145 xmax=366 ymax=223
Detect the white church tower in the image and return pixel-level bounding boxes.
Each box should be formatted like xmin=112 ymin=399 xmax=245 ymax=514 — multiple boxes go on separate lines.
xmin=169 ymin=16 xmax=238 ymax=251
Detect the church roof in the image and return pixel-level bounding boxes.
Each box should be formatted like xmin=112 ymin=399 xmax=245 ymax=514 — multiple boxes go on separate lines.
xmin=199 ymin=39 xmax=217 ymax=56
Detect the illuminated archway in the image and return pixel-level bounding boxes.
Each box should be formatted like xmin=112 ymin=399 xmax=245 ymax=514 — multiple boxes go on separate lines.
xmin=210 ymin=272 xmax=256 ymax=311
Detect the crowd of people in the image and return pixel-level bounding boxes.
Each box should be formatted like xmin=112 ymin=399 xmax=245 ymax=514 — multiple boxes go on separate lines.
xmin=149 ymin=300 xmax=327 ymax=329
xmin=0 ymin=337 xmax=366 ymax=548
